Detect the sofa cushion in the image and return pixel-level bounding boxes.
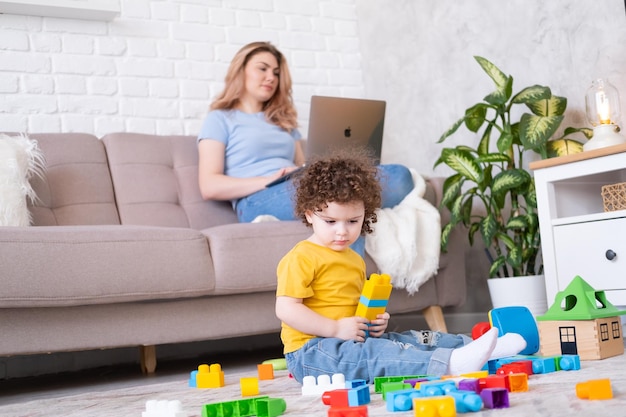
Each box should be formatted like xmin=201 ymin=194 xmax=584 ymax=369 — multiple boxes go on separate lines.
xmin=27 ymin=133 xmax=121 ymax=226
xmin=0 ymin=225 xmax=215 ymax=308
xmin=204 ymin=221 xmax=311 ymax=294
xmin=102 ymin=133 xmax=237 ymax=230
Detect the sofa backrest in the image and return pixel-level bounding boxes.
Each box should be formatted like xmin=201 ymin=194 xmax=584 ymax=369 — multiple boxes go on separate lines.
xmin=27 ymin=133 xmax=121 ymax=226
xmin=102 ymin=132 xmax=237 ymax=230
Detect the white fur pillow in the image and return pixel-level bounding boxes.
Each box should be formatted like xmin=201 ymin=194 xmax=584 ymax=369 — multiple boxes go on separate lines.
xmin=0 ymin=134 xmax=45 ymax=226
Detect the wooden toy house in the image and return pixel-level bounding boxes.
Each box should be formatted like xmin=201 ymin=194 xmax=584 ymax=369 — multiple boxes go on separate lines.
xmin=536 ymin=276 xmax=625 ymax=360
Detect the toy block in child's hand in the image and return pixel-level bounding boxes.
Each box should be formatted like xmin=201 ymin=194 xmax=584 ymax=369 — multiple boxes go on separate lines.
xmin=355 ymin=273 xmax=392 ymax=321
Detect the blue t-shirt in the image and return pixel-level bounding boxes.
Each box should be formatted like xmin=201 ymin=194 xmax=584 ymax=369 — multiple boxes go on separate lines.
xmin=197 ymin=109 xmax=302 ymax=178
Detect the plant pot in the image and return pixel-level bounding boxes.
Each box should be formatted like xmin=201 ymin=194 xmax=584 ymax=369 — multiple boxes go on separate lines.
xmin=487 ymin=274 xmax=548 ymax=317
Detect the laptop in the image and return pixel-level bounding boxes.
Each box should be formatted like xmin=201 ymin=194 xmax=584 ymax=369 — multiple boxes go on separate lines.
xmin=266 ymin=96 xmax=386 ymax=187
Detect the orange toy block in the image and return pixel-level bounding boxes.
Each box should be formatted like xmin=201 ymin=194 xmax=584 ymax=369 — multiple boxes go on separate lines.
xmin=576 ymin=378 xmax=613 ymax=400
xmin=257 ymin=363 xmax=274 ymax=380
xmin=240 ymin=377 xmax=260 ymax=396
xmin=196 ymin=363 xmax=225 ymax=388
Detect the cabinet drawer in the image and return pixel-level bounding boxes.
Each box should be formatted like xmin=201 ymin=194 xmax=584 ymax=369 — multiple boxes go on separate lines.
xmin=553 ymin=217 xmax=626 ymax=294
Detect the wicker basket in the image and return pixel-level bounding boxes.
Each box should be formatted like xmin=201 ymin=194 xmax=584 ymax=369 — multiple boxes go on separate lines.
xmin=601 ymin=182 xmax=626 ymax=212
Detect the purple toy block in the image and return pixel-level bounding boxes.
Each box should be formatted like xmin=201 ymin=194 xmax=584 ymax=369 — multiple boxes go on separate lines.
xmin=458 ymin=379 xmax=480 ymax=393
xmin=480 ymin=388 xmax=509 ymax=409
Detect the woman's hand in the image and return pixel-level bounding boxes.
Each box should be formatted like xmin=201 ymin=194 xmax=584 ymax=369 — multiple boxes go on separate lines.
xmin=333 ymin=316 xmax=370 ymax=342
xmin=367 ymin=312 xmax=390 ymax=338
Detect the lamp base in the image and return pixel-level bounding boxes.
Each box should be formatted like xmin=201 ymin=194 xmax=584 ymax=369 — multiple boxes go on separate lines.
xmin=583 ymin=124 xmax=626 ymax=151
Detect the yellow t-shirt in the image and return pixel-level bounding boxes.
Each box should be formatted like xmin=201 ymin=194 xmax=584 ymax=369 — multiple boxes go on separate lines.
xmin=276 ymin=240 xmax=366 ymax=354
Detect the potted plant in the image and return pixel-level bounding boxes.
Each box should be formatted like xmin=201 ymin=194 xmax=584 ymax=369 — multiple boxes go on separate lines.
xmin=434 ymin=56 xmax=591 ymax=314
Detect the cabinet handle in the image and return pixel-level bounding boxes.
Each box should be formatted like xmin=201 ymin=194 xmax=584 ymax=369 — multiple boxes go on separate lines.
xmin=605 ymin=249 xmax=617 ymax=261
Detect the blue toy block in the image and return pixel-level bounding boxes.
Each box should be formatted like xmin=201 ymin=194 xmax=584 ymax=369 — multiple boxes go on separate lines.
xmin=419 ymin=380 xmax=456 ymax=396
xmin=347 ymin=385 xmax=370 ymax=406
xmin=489 ymin=306 xmax=540 ymax=355
xmin=345 ymin=379 xmax=367 ymax=388
xmin=448 ymin=390 xmax=484 ymax=413
xmin=557 ymin=354 xmax=581 ymax=371
xmin=530 ymin=357 xmax=557 ymax=374
xmin=386 ymin=388 xmax=422 ymax=412
xmin=358 ymin=295 xmax=388 ymax=307
xmin=189 ymin=370 xmax=198 ymax=388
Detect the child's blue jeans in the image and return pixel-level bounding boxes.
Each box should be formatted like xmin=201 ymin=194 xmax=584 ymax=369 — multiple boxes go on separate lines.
xmin=285 ymin=331 xmax=471 ymax=384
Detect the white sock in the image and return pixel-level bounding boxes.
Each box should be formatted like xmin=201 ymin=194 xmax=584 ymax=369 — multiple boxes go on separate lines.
xmin=447 ymin=327 xmax=498 ymax=375
xmin=489 ymin=332 xmax=527 ymax=360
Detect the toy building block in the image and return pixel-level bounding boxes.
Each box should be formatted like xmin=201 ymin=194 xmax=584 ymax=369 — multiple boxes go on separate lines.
xmin=489 ymin=306 xmax=540 ymax=355
xmin=196 ymin=363 xmax=225 ymax=389
xmin=322 ymin=385 xmax=370 ymax=407
xmin=257 ymin=363 xmax=274 ymax=380
xmin=346 ymin=379 xmax=367 ymax=388
xmin=506 ymin=373 xmax=528 ymax=393
xmin=412 ymin=395 xmax=456 ymax=417
xmin=419 ymin=380 xmax=456 ymax=396
xmin=459 ymin=370 xmax=488 ymax=379
xmin=537 ymin=276 xmax=626 ymax=360
xmin=355 ymin=273 xmax=392 ymax=320
xmin=302 ymin=373 xmax=346 ymax=396
xmin=262 ymin=358 xmax=287 ymax=370
xmin=529 ymin=357 xmax=557 ymax=374
xmin=457 ymin=379 xmax=480 ymax=394
xmin=447 ymin=390 xmax=483 ymax=413
xmin=497 ymin=360 xmax=533 ymax=376
xmin=386 ymin=388 xmax=421 ymax=412
xmin=202 ymin=396 xmax=268 ymax=417
xmin=471 ymin=322 xmax=491 ymax=339
xmin=241 ymin=377 xmax=259 ymax=397
xmin=143 ymin=400 xmax=187 ymax=417
xmin=256 ymin=398 xmax=287 ymax=417
xmin=381 ymin=381 xmax=412 ymax=400
xmin=480 ymin=388 xmax=509 ymax=409
xmin=404 ymin=377 xmax=431 ymax=388
xmin=327 ymin=405 xmax=369 ymax=417
xmin=478 ymin=375 xmax=509 ymax=392
xmin=576 ymin=378 xmax=613 ymax=400
xmin=556 ymin=354 xmax=581 ymax=371
xmin=373 ymin=375 xmax=427 ymax=393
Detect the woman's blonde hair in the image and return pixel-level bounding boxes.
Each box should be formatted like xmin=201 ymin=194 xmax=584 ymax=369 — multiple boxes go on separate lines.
xmin=210 ymin=41 xmax=298 ymax=131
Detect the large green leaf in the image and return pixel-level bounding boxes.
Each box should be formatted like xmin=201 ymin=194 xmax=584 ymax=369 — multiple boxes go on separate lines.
xmin=511 ymin=85 xmax=551 ymax=105
xmin=526 ymin=95 xmax=567 ymax=117
xmin=441 ymin=174 xmax=463 ymax=208
xmin=547 ymin=138 xmax=584 ymax=157
xmin=465 ymin=104 xmax=488 ymax=133
xmin=491 ymin=169 xmax=529 ymax=196
xmin=476 ymin=153 xmax=510 ymax=164
xmin=438 ymin=117 xmax=464 ymax=143
xmin=519 ymin=113 xmax=564 ymax=150
xmin=480 ymin=214 xmax=497 ymax=245
xmin=483 ymin=76 xmax=513 ymax=106
xmin=440 ymin=148 xmax=483 ymax=184
xmin=475 ymin=56 xmax=508 ymax=91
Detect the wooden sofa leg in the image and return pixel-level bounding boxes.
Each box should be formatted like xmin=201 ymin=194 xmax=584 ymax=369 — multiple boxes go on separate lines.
xmin=422 ymin=305 xmax=448 ymax=333
xmin=140 ymin=345 xmax=157 ymax=374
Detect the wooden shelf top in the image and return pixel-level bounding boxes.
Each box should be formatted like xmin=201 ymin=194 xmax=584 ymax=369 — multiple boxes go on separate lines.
xmin=529 ymin=142 xmax=626 ymax=170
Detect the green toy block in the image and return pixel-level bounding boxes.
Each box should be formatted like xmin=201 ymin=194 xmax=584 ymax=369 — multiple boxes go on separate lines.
xmin=374 ymin=375 xmax=427 ymax=393
xmin=202 ymin=396 xmax=268 ymax=417
xmin=256 ymin=398 xmax=287 ymax=417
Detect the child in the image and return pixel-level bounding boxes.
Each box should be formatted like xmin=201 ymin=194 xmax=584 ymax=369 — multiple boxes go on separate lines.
xmin=275 ymin=153 xmax=526 ymax=384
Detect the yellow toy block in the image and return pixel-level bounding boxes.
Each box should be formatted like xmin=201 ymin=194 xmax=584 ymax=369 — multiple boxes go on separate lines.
xmin=240 ymin=377 xmax=260 ymax=396
xmin=413 ymin=395 xmax=456 ymax=417
xmin=355 ymin=304 xmax=386 ymax=321
xmin=361 ymin=273 xmax=393 ymax=300
xmin=196 ymin=363 xmax=225 ymax=388
xmin=576 ymin=378 xmax=613 ymax=400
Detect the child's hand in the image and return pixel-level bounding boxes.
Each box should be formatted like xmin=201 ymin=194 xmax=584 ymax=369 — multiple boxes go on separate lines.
xmin=334 ymin=316 xmax=370 ymax=342
xmin=368 ymin=312 xmax=390 ymax=338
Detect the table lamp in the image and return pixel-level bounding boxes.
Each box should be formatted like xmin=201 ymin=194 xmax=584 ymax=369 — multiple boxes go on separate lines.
xmin=583 ymin=78 xmax=626 ymax=151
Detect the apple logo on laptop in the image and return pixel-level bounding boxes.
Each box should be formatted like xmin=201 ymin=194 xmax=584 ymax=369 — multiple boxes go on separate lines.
xmin=344 ymin=126 xmax=352 ymax=138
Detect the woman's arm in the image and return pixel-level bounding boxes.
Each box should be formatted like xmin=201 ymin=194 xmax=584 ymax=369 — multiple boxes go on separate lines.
xmin=275 ymin=295 xmax=369 ymax=342
xmin=198 ymin=139 xmax=290 ymax=201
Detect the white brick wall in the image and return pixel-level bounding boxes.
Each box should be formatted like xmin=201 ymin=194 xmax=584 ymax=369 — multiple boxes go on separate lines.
xmin=0 ymin=0 xmax=363 ymax=137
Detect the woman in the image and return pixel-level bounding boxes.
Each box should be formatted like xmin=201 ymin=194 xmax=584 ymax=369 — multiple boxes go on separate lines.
xmin=197 ymin=41 xmax=414 ymax=253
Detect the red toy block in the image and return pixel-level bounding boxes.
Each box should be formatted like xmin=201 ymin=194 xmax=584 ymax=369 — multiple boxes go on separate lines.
xmin=472 ymin=322 xmax=491 ymax=339
xmin=322 ymin=386 xmax=370 ymax=407
xmin=576 ymin=379 xmax=613 ymax=400
xmin=327 ymin=405 xmax=368 ymax=417
xmin=258 ymin=363 xmax=274 ymax=380
xmin=479 ymin=374 xmax=509 ymax=392
xmin=497 ymin=360 xmax=533 ymax=376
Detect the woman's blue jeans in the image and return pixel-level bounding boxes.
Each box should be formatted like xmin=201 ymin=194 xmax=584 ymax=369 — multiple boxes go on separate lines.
xmin=285 ymin=331 xmax=472 ymax=384
xmin=235 ymin=164 xmax=414 ymax=256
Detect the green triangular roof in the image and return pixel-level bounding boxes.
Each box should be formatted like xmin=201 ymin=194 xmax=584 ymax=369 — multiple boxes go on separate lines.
xmin=537 ymin=275 xmax=626 ymax=321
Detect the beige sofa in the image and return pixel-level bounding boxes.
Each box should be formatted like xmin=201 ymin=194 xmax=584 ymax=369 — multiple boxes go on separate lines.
xmin=0 ymin=132 xmax=466 ymax=373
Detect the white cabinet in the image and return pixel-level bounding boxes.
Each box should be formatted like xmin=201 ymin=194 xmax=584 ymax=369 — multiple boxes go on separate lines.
xmin=530 ymin=143 xmax=626 ymax=306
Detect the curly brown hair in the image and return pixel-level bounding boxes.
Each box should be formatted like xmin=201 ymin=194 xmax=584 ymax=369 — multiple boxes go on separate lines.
xmin=294 ymin=152 xmax=382 ymax=235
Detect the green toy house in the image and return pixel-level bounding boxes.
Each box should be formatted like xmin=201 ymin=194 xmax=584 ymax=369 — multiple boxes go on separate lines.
xmin=536 ymin=275 xmax=626 ymax=360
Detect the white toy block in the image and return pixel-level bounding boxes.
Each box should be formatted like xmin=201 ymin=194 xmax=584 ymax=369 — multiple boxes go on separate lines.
xmin=142 ymin=399 xmax=187 ymax=417
xmin=301 ymin=373 xmax=346 ymax=396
